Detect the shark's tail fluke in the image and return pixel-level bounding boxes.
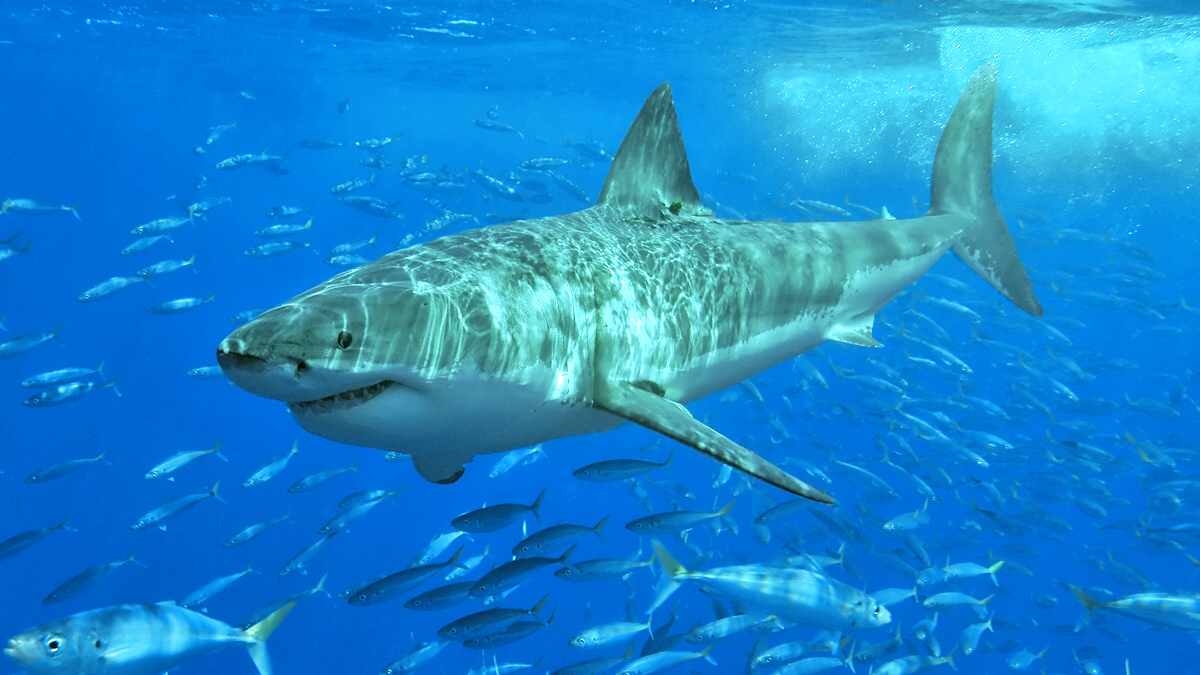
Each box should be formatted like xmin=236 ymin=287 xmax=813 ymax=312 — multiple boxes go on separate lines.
xmin=930 ymin=63 xmax=1043 ymax=317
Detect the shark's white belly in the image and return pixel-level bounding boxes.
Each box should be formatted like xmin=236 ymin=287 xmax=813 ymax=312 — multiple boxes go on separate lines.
xmin=290 ymin=361 xmax=621 ymax=466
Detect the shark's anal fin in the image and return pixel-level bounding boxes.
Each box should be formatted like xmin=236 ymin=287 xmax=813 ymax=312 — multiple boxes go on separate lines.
xmin=593 ymin=380 xmax=834 ymax=504
xmin=412 ymin=453 xmax=467 ymax=485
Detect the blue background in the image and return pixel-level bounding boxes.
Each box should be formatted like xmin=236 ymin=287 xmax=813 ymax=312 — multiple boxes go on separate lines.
xmin=2 ymin=2 xmax=1199 ymax=674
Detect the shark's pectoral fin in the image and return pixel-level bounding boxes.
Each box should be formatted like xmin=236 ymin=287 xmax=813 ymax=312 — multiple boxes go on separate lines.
xmin=412 ymin=453 xmax=467 ymax=485
xmin=592 ymin=379 xmax=834 ymax=504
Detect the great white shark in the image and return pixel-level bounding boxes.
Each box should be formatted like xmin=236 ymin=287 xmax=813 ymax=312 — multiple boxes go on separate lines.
xmin=217 ymin=64 xmax=1041 ymax=504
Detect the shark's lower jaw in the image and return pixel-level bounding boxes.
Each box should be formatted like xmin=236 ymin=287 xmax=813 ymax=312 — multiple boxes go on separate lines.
xmin=288 ymin=380 xmax=395 ymax=414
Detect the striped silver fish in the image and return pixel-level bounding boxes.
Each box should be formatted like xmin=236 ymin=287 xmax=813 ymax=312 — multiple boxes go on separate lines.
xmin=4 ymin=600 xmax=292 ymax=675
xmin=650 ymin=541 xmax=890 ymax=632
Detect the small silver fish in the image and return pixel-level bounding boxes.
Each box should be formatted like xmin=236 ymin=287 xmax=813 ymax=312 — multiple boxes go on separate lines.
xmin=243 ymin=440 xmax=298 ymax=488
xmin=223 ymin=510 xmax=291 ymax=549
xmin=24 ymin=453 xmax=110 ymax=484
xmin=130 ymin=482 xmax=223 ymax=530
xmin=147 ymin=293 xmax=215 ymax=315
xmin=145 ymin=440 xmax=226 ymax=480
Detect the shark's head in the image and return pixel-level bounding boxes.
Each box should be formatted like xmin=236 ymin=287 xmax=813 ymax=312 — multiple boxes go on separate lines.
xmin=218 ymin=289 xmax=376 ymax=402
xmin=216 ymin=279 xmax=439 ymax=454
xmin=216 ymin=260 xmax=609 ymax=484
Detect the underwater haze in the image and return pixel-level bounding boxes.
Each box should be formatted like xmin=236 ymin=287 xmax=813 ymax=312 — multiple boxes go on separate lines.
xmin=3 ymin=2 xmax=1200 ymax=675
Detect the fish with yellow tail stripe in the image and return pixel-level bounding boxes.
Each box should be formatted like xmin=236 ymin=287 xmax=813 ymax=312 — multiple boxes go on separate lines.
xmin=4 ymin=599 xmax=295 ymax=675
xmin=649 ymin=540 xmax=890 ymax=631
xmin=1069 ymin=584 xmax=1200 ymax=630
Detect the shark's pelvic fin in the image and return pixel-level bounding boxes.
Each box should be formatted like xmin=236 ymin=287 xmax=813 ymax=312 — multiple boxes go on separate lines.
xmin=597 ymin=82 xmax=705 ymax=218
xmin=931 ymin=63 xmax=1043 ymax=317
xmin=412 ymin=454 xmax=467 ymax=485
xmin=828 ymin=322 xmax=883 ymax=348
xmin=592 ymin=379 xmax=835 ymax=504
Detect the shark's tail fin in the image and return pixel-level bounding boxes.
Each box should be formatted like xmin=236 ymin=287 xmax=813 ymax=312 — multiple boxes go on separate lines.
xmin=930 ymin=63 xmax=1043 ymax=317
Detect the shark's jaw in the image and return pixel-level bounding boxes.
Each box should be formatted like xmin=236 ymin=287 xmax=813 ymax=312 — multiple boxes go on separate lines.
xmin=216 ymin=339 xmax=619 ymax=482
xmin=286 ymin=380 xmax=396 ymax=415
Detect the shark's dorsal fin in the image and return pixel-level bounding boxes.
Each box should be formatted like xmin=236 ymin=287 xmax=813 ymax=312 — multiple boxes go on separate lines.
xmin=597 ymin=83 xmax=704 ymax=217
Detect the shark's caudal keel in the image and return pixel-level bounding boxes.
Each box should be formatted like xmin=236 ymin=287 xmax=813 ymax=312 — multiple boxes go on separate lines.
xmin=217 ymin=63 xmax=1040 ymax=504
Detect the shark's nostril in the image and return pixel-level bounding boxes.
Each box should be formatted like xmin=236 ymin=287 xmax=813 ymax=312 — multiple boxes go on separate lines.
xmin=215 ymin=349 xmax=267 ymax=373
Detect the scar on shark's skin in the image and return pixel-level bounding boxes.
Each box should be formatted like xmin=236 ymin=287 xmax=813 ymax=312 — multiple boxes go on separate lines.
xmin=217 ymin=64 xmax=1040 ymax=504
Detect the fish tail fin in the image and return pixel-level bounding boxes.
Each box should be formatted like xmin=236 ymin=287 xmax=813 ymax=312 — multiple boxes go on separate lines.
xmin=1068 ymin=584 xmax=1101 ymax=611
xmin=126 ymin=546 xmax=146 ymax=568
xmin=49 ymin=320 xmax=63 ymax=343
xmin=592 ymin=514 xmax=611 ymax=542
xmin=930 ymin=63 xmax=1042 ymax=317
xmin=106 ymin=374 xmax=123 ymax=398
xmin=699 ymin=644 xmax=717 ymax=666
xmin=447 ymin=544 xmax=467 ymax=569
xmin=530 ymin=593 xmax=549 ymax=617
xmin=311 ymin=572 xmax=330 ymax=598
xmin=647 ymin=540 xmax=686 ymax=616
xmin=715 ymin=498 xmax=736 ymax=518
xmin=210 ymin=480 xmax=227 ymax=504
xmin=244 ymin=600 xmax=296 ymax=675
xmin=987 ymin=560 xmax=1004 ymax=585
xmin=557 ymin=543 xmax=579 ymax=569
xmin=652 ymin=540 xmax=686 ymax=578
xmin=94 ymin=358 xmax=106 ymax=380
xmin=96 ymin=451 xmax=111 ymax=465
xmin=213 ymin=439 xmax=228 ymax=462
xmin=530 ymin=487 xmax=547 ymax=523
xmin=69 ymin=201 xmax=82 ymax=221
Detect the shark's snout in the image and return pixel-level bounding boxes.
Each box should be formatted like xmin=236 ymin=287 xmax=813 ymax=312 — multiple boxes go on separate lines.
xmin=216 ymin=341 xmax=268 ymax=375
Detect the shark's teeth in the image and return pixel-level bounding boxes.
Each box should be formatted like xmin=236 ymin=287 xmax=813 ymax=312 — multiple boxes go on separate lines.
xmin=289 ymin=381 xmax=393 ymax=414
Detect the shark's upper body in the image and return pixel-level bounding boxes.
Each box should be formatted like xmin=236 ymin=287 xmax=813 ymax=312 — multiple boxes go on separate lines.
xmin=217 ymin=65 xmax=1040 ymax=503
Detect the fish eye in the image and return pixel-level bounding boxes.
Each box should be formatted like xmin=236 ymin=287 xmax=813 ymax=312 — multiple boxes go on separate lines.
xmin=336 ymin=331 xmax=353 ymax=349
xmin=43 ymin=636 xmax=62 ymax=654
xmin=94 ymin=639 xmax=102 ymax=649
xmin=356 ymin=594 xmax=367 ymax=602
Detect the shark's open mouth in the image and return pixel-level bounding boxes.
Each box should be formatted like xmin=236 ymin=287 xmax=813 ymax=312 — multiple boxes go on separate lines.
xmin=288 ymin=380 xmax=395 ymax=414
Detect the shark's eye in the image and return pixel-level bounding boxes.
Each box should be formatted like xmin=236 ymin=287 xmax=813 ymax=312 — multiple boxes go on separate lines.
xmin=336 ymin=331 xmax=353 ymax=349
xmin=43 ymin=636 xmax=62 ymax=654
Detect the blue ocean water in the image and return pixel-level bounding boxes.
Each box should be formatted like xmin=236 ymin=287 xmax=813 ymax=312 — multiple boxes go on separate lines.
xmin=2 ymin=1 xmax=1200 ymax=674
